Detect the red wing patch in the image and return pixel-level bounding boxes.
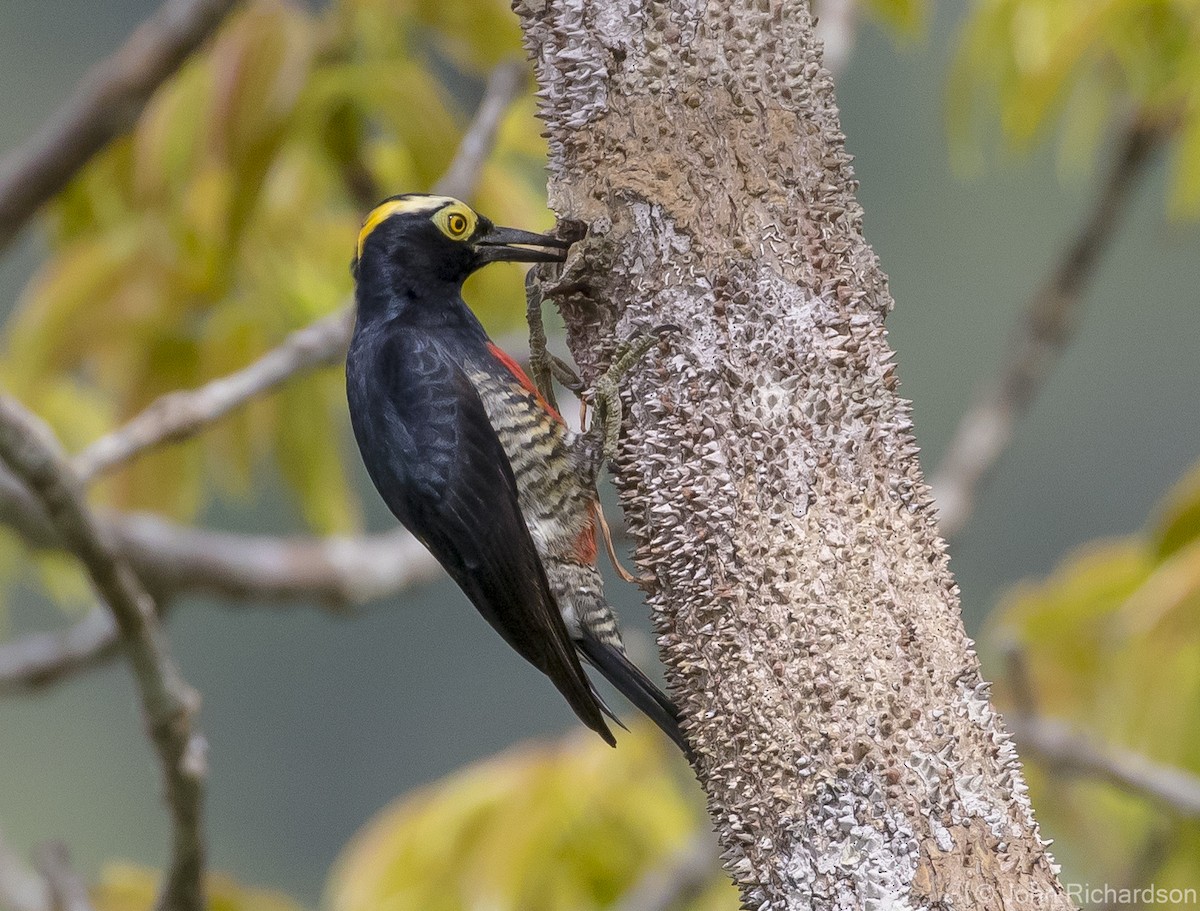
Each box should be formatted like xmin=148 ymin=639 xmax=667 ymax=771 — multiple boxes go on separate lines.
xmin=573 ymin=503 xmax=599 ymax=565
xmin=487 ymin=342 xmax=565 ymax=425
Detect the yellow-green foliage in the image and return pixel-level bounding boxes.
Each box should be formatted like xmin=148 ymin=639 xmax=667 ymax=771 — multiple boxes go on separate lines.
xmin=859 ymin=0 xmax=928 ymax=37
xmin=988 ymin=458 xmax=1200 ymax=890
xmin=92 ymin=864 xmax=309 ymax=911
xmin=951 ymin=0 xmax=1200 ymax=215
xmin=85 ymin=729 xmax=734 ymax=911
xmin=325 ymin=727 xmax=736 ymax=911
xmin=1 ymin=0 xmax=547 ymax=533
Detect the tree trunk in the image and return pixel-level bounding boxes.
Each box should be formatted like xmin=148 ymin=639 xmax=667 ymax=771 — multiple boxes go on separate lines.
xmin=513 ymin=1 xmax=1076 ymax=909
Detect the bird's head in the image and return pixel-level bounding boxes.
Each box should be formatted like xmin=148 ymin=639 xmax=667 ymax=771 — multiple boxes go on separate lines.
xmin=353 ymin=194 xmax=570 ymax=290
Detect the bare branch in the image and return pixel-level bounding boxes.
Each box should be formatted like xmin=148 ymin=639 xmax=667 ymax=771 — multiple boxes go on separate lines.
xmin=0 ymin=398 xmax=206 ymax=911
xmin=0 ymin=500 xmax=439 ymax=694
xmin=1012 ymin=715 xmax=1200 ymax=818
xmin=0 ymin=609 xmax=118 ymax=696
xmin=114 ymin=514 xmax=439 ymax=605
xmin=32 ymin=844 xmax=93 ymax=911
xmin=74 ymin=308 xmax=353 ymax=482
xmin=433 ymin=59 xmax=528 ymax=201
xmin=931 ymin=117 xmax=1166 ymax=537
xmin=0 ymin=0 xmax=241 ymax=254
xmin=611 ymin=835 xmax=722 ymax=911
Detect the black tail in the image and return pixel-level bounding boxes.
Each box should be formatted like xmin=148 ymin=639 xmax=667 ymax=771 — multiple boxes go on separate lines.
xmin=575 ymin=632 xmax=692 ymax=758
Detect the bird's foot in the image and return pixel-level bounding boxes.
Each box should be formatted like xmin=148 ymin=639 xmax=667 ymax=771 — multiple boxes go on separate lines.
xmin=550 ymin=354 xmax=583 ymax=394
xmin=587 ymin=326 xmax=679 ymax=467
xmin=525 ymin=268 xmax=561 ymax=410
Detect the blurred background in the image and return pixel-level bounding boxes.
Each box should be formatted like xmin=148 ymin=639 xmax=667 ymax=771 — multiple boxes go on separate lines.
xmin=0 ymin=0 xmax=1197 ymax=908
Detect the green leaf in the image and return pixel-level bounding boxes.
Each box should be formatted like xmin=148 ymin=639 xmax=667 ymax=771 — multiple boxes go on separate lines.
xmin=1055 ymin=68 xmax=1117 ymax=177
xmin=953 ymin=0 xmax=1200 ymax=217
xmin=275 ymin=376 xmax=360 ymax=535
xmin=32 ymin=551 xmax=94 ymax=611
xmin=988 ymin=454 xmax=1200 ymax=891
xmin=413 ymin=0 xmax=526 ymax=70
xmin=1170 ymin=100 xmax=1200 ymax=218
xmin=1151 ymin=460 xmax=1200 ymax=558
xmin=325 ymin=729 xmax=735 ymax=911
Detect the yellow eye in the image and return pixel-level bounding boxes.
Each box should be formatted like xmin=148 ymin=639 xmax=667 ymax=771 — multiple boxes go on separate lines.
xmin=433 ymin=204 xmax=477 ymax=240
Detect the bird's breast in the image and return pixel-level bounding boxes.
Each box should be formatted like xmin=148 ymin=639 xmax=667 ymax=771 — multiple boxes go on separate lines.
xmin=467 ymin=364 xmax=596 ymax=562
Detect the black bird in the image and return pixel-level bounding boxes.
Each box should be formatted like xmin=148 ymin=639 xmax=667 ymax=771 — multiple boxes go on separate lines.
xmin=346 ymin=193 xmax=687 ymax=753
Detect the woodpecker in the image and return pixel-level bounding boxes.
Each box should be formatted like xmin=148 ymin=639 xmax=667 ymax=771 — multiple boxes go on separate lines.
xmin=346 ymin=193 xmax=686 ymax=753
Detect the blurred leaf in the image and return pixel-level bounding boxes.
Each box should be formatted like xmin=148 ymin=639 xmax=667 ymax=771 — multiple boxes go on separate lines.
xmin=1152 ymin=460 xmax=1200 ymax=558
xmin=1120 ymin=539 xmax=1200 ymax=640
xmin=1055 ymin=68 xmax=1118 ymax=177
xmin=1170 ymin=97 xmax=1200 ymax=217
xmin=275 ymin=374 xmax=360 ymax=534
xmin=860 ymin=0 xmax=928 ymax=37
xmin=92 ymin=863 xmax=308 ymax=911
xmin=5 ymin=227 xmax=145 ymax=386
xmin=132 ymin=60 xmax=213 ymax=212
xmin=32 ymin=551 xmax=94 ymax=611
xmin=412 ymin=0 xmax=526 ymax=70
xmin=951 ymin=0 xmax=1200 ymax=216
xmin=987 ymin=453 xmax=1200 ymax=893
xmin=326 ymin=728 xmax=736 ymax=911
xmin=994 ymin=540 xmax=1148 ymax=719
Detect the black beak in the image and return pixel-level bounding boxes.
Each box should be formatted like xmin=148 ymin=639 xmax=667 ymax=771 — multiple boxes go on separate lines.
xmin=474 ymin=226 xmax=571 ymax=265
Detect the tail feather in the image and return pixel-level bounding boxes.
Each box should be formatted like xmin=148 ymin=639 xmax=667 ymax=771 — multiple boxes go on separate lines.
xmin=575 ymin=632 xmax=691 ymax=758
xmin=588 ymin=684 xmax=628 ymax=734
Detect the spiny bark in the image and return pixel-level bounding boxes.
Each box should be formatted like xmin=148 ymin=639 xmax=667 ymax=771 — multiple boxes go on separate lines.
xmin=513 ymin=1 xmax=1075 ymax=909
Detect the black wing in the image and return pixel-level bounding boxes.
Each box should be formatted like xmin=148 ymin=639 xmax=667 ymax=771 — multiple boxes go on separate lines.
xmin=348 ymin=328 xmax=614 ymax=744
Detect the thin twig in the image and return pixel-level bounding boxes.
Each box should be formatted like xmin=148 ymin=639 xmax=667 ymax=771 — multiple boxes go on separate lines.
xmin=0 ymin=0 xmax=240 ymax=254
xmin=931 ymin=117 xmax=1167 ymax=538
xmin=74 ymin=308 xmax=354 ymax=481
xmin=0 ymin=398 xmax=206 ymax=911
xmin=0 ymin=511 xmax=440 ymax=694
xmin=0 ymin=609 xmax=118 ymax=696
xmin=611 ymin=835 xmax=722 ymax=911
xmin=32 ymin=844 xmax=93 ymax=911
xmin=433 ymin=59 xmax=528 ymax=201
xmin=113 ymin=514 xmax=439 ymax=605
xmin=1011 ymin=715 xmax=1200 ymax=818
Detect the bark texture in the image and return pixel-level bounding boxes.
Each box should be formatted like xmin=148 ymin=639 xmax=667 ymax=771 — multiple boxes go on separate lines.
xmin=513 ymin=1 xmax=1076 ymax=909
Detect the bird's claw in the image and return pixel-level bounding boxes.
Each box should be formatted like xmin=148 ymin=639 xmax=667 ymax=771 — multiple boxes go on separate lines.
xmin=588 ymin=327 xmax=676 ymax=466
xmin=550 ymin=355 xmax=583 ymax=393
xmin=525 ymin=269 xmax=560 ymax=409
